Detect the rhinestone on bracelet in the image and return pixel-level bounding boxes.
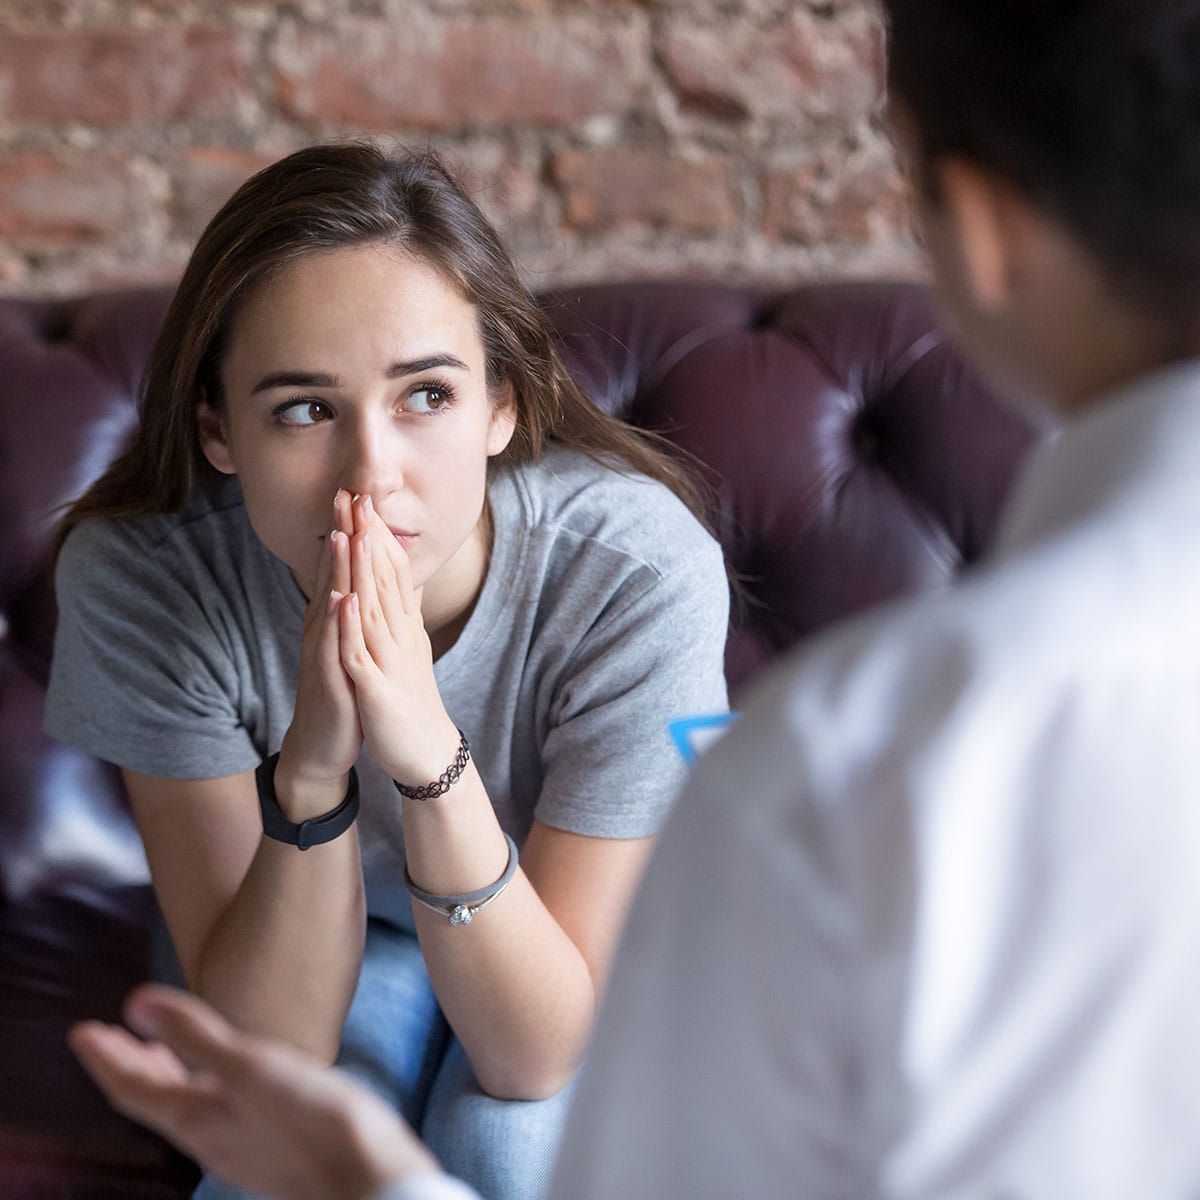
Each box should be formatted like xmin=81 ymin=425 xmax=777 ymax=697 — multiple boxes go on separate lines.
xmin=393 ymin=728 xmax=471 ymax=801
xmin=406 ymin=832 xmax=519 ymax=926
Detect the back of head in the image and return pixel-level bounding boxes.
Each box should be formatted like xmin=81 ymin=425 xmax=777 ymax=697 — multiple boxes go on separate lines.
xmin=884 ymin=0 xmax=1200 ymax=319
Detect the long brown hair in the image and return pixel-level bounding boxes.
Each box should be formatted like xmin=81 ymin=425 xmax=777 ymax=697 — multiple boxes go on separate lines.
xmin=58 ymin=142 xmax=707 ymax=545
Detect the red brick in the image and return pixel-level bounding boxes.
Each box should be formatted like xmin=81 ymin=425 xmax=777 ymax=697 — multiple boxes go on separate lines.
xmin=0 ymin=152 xmax=153 ymax=248
xmin=762 ymin=150 xmax=912 ymax=244
xmin=83 ymin=259 xmax=193 ymax=293
xmin=434 ymin=0 xmax=642 ymax=9
xmin=660 ymin=9 xmax=884 ymax=125
xmin=554 ymin=147 xmax=737 ymax=233
xmin=0 ymin=27 xmax=252 ymax=125
xmin=0 ymin=0 xmax=70 ymax=20
xmin=272 ymin=15 xmax=647 ymax=131
xmin=437 ymin=144 xmax=544 ymax=228
xmin=170 ymin=147 xmax=283 ymax=241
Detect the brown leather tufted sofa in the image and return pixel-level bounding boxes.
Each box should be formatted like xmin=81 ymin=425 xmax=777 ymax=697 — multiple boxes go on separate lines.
xmin=0 ymin=278 xmax=1041 ymax=1197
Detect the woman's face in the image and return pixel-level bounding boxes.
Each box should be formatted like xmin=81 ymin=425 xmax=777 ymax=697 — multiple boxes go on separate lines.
xmin=199 ymin=243 xmax=516 ymax=602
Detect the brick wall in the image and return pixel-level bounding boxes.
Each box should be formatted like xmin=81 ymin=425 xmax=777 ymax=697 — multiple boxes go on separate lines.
xmin=0 ymin=0 xmax=921 ymax=297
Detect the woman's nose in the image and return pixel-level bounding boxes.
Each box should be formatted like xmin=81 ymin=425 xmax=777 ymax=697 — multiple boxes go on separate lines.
xmin=339 ymin=418 xmax=400 ymax=499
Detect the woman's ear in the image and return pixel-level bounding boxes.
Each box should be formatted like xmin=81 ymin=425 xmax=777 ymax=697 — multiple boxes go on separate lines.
xmin=486 ymin=380 xmax=518 ymax=457
xmin=197 ymin=401 xmax=237 ymax=475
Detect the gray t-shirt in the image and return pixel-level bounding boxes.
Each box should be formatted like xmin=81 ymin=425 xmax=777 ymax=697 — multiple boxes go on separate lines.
xmin=46 ymin=446 xmax=729 ymax=929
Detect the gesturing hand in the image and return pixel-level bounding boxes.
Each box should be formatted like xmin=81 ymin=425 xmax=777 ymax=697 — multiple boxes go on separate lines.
xmin=334 ymin=492 xmax=460 ymax=787
xmin=276 ymin=490 xmax=363 ymax=810
xmin=69 ymin=984 xmax=440 ymax=1200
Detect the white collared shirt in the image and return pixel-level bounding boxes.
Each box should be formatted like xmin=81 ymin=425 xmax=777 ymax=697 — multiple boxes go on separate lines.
xmin=550 ymin=361 xmax=1200 ymax=1199
xmin=366 ymin=1174 xmax=480 ymax=1200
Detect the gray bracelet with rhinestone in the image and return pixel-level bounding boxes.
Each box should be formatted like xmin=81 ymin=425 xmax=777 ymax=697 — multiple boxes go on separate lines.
xmin=405 ymin=832 xmax=519 ymax=926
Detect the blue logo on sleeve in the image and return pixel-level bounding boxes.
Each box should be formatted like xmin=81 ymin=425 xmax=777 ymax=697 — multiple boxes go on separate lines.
xmin=667 ymin=712 xmax=739 ymax=765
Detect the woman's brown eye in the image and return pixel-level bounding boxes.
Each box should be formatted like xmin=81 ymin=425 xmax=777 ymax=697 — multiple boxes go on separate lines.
xmin=408 ymin=387 xmax=452 ymax=415
xmin=276 ymin=400 xmax=331 ymax=426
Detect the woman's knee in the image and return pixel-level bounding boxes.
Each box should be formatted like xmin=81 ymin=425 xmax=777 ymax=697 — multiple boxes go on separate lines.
xmin=421 ymin=1039 xmax=577 ymax=1200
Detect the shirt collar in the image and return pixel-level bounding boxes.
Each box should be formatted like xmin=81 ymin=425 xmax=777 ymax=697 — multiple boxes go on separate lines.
xmin=992 ymin=358 xmax=1200 ymax=560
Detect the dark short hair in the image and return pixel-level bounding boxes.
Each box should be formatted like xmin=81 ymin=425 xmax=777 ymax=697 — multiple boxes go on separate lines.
xmin=883 ymin=0 xmax=1200 ymax=316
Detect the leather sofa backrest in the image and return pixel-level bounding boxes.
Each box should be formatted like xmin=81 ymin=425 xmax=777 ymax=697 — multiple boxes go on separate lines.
xmin=0 ymin=278 xmax=1040 ymax=1196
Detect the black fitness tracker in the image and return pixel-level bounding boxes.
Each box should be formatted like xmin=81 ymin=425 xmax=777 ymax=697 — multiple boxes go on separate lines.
xmin=256 ymin=752 xmax=360 ymax=851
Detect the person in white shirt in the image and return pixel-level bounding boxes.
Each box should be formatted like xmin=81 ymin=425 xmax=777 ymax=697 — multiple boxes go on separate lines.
xmin=70 ymin=1 xmax=1200 ymax=1197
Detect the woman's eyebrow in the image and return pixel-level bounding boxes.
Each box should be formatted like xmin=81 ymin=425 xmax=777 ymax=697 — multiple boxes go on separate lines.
xmin=252 ymin=370 xmax=337 ymax=394
xmin=251 ymin=355 xmax=471 ymax=395
xmin=388 ymin=354 xmax=470 ymax=377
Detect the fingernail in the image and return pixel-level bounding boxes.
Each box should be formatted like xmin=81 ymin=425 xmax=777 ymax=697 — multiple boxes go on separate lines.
xmin=125 ymin=999 xmax=161 ymax=1039
xmin=364 ymin=495 xmax=374 ymax=517
xmin=348 ymin=592 xmax=359 ymax=614
xmin=334 ymin=488 xmax=345 ymax=503
xmin=327 ymin=589 xmax=342 ymax=615
xmin=361 ymin=532 xmax=371 ymax=554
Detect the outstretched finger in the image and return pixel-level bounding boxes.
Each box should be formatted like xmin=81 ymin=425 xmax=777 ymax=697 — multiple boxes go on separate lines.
xmin=373 ymin=512 xmax=419 ymax=619
xmin=303 ymin=525 xmax=336 ymax=634
xmin=332 ymin=490 xmax=353 ymax=597
xmin=304 ymin=492 xmax=352 ymax=632
xmin=69 ymin=1017 xmax=222 ymax=1140
xmin=361 ymin=503 xmax=413 ymax=633
xmin=337 ymin=591 xmax=381 ymax=691
xmin=120 ymin=983 xmax=248 ymax=1078
xmin=351 ymin=494 xmax=407 ymax=654
xmin=70 ymin=1019 xmax=188 ymax=1091
xmin=326 ymin=531 xmax=352 ymax=637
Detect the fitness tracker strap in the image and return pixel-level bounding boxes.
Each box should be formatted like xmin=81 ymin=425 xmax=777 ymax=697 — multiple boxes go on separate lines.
xmin=256 ymin=752 xmax=360 ymax=851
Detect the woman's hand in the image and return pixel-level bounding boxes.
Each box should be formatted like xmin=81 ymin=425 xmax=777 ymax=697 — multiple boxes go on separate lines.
xmin=335 ymin=492 xmax=460 ymax=787
xmin=276 ymin=490 xmax=364 ymax=815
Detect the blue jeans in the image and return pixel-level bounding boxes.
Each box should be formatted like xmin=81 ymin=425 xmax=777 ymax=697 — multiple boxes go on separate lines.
xmin=166 ymin=920 xmax=575 ymax=1200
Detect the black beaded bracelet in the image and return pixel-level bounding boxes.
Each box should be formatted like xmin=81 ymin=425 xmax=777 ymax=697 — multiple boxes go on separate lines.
xmin=393 ymin=729 xmax=471 ymax=801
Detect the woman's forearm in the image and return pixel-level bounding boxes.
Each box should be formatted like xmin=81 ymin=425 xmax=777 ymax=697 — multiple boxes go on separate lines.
xmin=188 ymin=491 xmax=372 ymax=1060
xmin=415 ymin=874 xmax=597 ymax=1099
xmin=193 ymin=781 xmax=367 ymax=1064
xmin=401 ymin=770 xmax=601 ymax=1099
xmin=127 ymin=765 xmax=368 ymax=1066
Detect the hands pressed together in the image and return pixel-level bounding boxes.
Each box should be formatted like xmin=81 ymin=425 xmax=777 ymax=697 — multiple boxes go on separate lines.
xmin=65 ymin=505 xmax=496 ymax=1200
xmin=278 ymin=489 xmax=459 ymax=815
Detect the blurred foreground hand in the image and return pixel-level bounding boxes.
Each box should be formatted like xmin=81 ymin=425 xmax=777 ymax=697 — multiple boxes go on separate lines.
xmin=70 ymin=983 xmax=441 ymax=1200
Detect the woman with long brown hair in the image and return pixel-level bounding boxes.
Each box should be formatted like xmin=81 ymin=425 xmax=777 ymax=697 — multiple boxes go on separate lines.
xmin=46 ymin=143 xmax=728 ymax=1200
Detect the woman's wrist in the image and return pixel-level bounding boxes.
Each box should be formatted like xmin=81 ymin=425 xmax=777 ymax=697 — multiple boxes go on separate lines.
xmin=383 ymin=715 xmax=464 ymax=792
xmin=273 ymin=747 xmax=353 ymax=822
